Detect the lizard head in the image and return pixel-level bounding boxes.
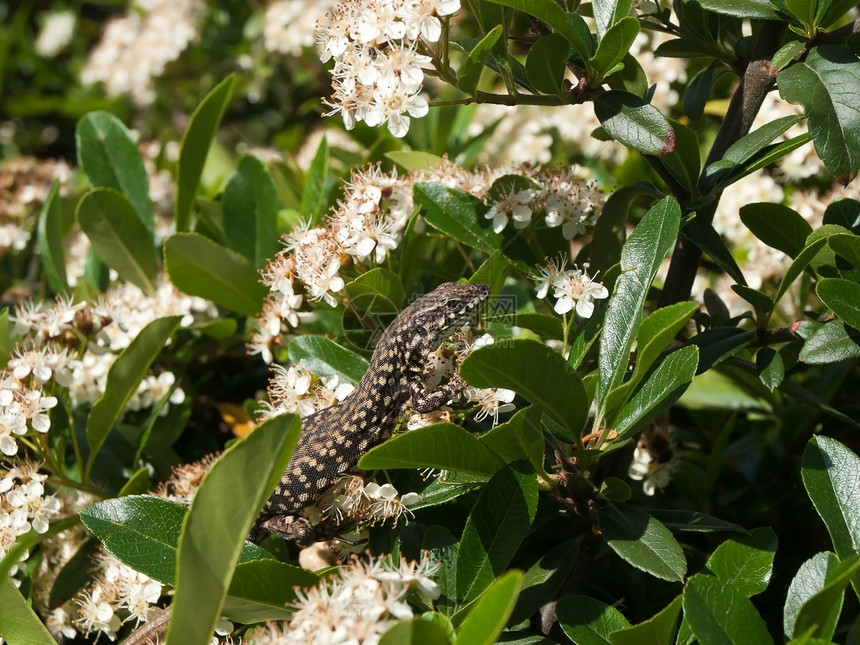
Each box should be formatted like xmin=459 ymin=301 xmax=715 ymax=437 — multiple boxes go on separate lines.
xmin=401 ymin=282 xmax=491 ymax=347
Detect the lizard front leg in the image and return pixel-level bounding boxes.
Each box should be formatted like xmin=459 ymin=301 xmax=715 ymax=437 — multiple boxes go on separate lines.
xmin=408 ymin=364 xmax=469 ymax=413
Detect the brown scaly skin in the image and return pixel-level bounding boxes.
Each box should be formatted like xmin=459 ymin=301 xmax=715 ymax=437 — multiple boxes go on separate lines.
xmin=253 ymin=281 xmax=491 ymax=544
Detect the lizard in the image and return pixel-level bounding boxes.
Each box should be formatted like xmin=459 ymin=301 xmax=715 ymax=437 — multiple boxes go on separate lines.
xmin=252 ymin=280 xmax=491 ymax=545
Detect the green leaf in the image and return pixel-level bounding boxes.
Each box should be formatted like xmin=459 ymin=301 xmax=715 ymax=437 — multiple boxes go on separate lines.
xmin=784 ymin=552 xmax=841 ymax=639
xmin=557 ymin=594 xmax=631 ymax=645
xmin=175 ymin=75 xmax=236 ymax=232
xmin=723 ymin=115 xmax=804 ymax=166
xmin=612 ymin=345 xmax=699 ymax=439
xmin=345 ymin=268 xmax=405 ymax=310
xmin=773 ymin=41 xmax=806 ymax=70
xmin=802 ymin=436 xmax=860 ymax=565
xmin=379 ymin=616 xmax=453 ymax=645
xmin=455 ymin=462 xmax=538 ymax=602
xmin=684 ymin=328 xmax=755 ymax=373
xmin=799 ymin=320 xmax=860 ymax=364
xmin=625 ymin=301 xmax=699 ymax=396
xmin=510 ymin=539 xmax=579 ymax=625
xmin=732 ymin=285 xmax=773 ymax=326
xmin=648 ymin=510 xmax=747 ymax=534
xmin=593 ymin=0 xmax=634 ymax=39
xmin=683 ymin=574 xmax=774 ymax=645
xmin=77 ymin=188 xmax=158 ymax=293
xmin=598 ymin=197 xmax=681 ymax=408
xmin=76 ymin=110 xmax=153 ymax=232
xmin=817 ymin=278 xmax=860 ymax=329
xmin=288 ymin=335 xmax=369 ymax=386
xmin=0 ymin=576 xmax=58 ymax=645
xmin=775 ymin=237 xmax=828 ymax=304
xmin=756 ymin=347 xmax=785 ymax=391
xmin=85 ymin=316 xmax=182 ymax=480
xmin=526 ymin=33 xmax=570 ymax=94
xmin=166 ymin=414 xmax=301 ymax=645
xmin=414 ymin=182 xmax=501 ymax=253
xmin=739 ymin=203 xmax=812 ymax=259
xmin=479 ymin=405 xmax=545 ymax=473
xmin=829 ymin=233 xmax=860 ymax=270
xmin=164 ymin=232 xmax=267 ymax=317
xmin=224 ymin=559 xmax=319 ymax=623
xmin=706 ymin=527 xmax=778 ymax=597
xmin=594 ymin=92 xmax=675 ymax=156
xmin=359 ymin=422 xmax=501 ymax=476
xmin=36 ymin=180 xmax=68 ymax=293
xmin=658 ymin=119 xmax=700 ymax=193
xmin=456 ymin=570 xmax=524 ymax=645
xmin=460 ymin=26 xmax=504 ymax=96
xmin=792 ymin=555 xmax=860 ymax=640
xmin=690 ymin=0 xmax=787 ymax=19
xmin=597 ymin=504 xmax=687 ymax=582
xmin=684 ymin=217 xmax=747 ymax=287
xmin=460 ymin=338 xmax=588 ymax=441
xmin=609 ymin=596 xmax=682 ymax=645
xmin=222 ymin=155 xmax=279 ymax=268
xmin=590 ymin=17 xmax=640 ymax=82
xmin=485 ymin=0 xmax=591 ymax=63
xmin=300 ymin=135 xmax=335 ymax=220
xmin=778 ymin=45 xmax=860 ymax=179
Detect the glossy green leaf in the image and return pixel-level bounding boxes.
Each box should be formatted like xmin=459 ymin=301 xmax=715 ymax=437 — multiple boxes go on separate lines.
xmin=775 ymin=237 xmax=828 ymax=304
xmin=79 ymin=495 xmax=273 ymax=586
xmin=85 ymin=316 xmax=182 ymax=480
xmin=778 ymin=45 xmax=860 ymax=179
xmin=379 ymin=617 xmax=453 ymax=645
xmin=593 ymin=0 xmax=634 ymax=39
xmin=345 ymin=268 xmax=405 ymax=310
xmin=591 ymin=17 xmax=640 ymax=82
xmin=510 ymin=540 xmax=579 ymax=625
xmin=479 ymin=405 xmax=545 ymax=473
xmin=359 ymin=422 xmax=501 ymax=476
xmin=684 ymin=217 xmax=747 ymax=287
xmin=223 ymin=559 xmax=319 ymax=623
xmin=456 ymin=570 xmax=524 ymax=645
xmin=784 ymin=552 xmax=841 ymax=639
xmin=690 ymin=0 xmax=786 ymax=19
xmin=166 ymin=414 xmax=301 ymax=645
xmin=175 ymin=75 xmax=236 ymax=232
xmin=597 ymin=504 xmax=687 ymax=582
xmin=817 ymin=278 xmax=860 ymax=329
xmin=824 ymin=198 xmax=860 ymax=232
xmin=76 ymin=110 xmax=153 ymax=232
xmin=773 ymin=41 xmax=806 ymax=70
xmin=459 ymin=25 xmax=504 ymax=96
xmin=829 ymin=233 xmax=860 ymax=271
xmin=756 ymin=347 xmax=785 ymax=391
xmin=609 ymin=596 xmax=682 ymax=645
xmin=455 ymin=462 xmax=538 ymax=602
xmin=606 ymin=52 xmax=649 ymax=98
xmin=526 ymin=33 xmax=569 ymax=94
xmin=594 ymin=92 xmax=674 ymax=156
xmin=557 ymin=593 xmax=631 ymax=645
xmin=683 ymin=328 xmax=754 ymax=373
xmin=723 ymin=115 xmax=803 ymax=165
xmin=683 ymin=574 xmax=774 ymax=645
xmin=222 ymin=154 xmax=279 ymax=268
xmin=414 ymin=182 xmax=501 ymax=253
xmin=706 ymin=527 xmax=778 ymax=597
xmin=164 ymin=232 xmax=267 ymax=317
xmin=0 ymin=576 xmax=58 ymax=645
xmin=739 ymin=203 xmax=812 ymax=259
xmin=300 ymin=135 xmax=335 ymax=220
xmin=625 ymin=301 xmax=699 ymax=396
xmin=460 ymin=338 xmax=588 ymax=441
xmin=612 ymin=345 xmax=699 ymax=439
xmin=77 ymin=188 xmax=158 ymax=293
xmin=793 ymin=555 xmax=860 ymax=640
xmin=598 ymin=197 xmax=681 ymax=408
xmin=802 ymin=436 xmax=860 ymax=564
xmin=486 ymin=0 xmax=590 ymax=63
xmin=800 ymin=320 xmax=860 ymax=364
xmin=288 ymin=335 xmax=369 ymax=386
xmin=36 ymin=180 xmax=68 ymax=293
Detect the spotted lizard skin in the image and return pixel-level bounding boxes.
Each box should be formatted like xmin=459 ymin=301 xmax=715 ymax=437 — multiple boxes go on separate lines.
xmin=254 ymin=281 xmax=490 ymax=543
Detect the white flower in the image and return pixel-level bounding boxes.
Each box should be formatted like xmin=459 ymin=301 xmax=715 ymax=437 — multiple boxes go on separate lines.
xmin=469 ymin=387 xmax=516 ymax=426
xmin=531 ymin=257 xmax=568 ymax=300
xmin=485 ymin=187 xmax=536 ymax=233
xmin=551 ymin=268 xmax=609 ymax=318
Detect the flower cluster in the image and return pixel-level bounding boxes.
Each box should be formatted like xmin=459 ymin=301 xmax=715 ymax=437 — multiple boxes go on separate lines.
xmin=259 ymin=360 xmax=355 ymax=420
xmin=80 ymin=0 xmax=201 ymax=105
xmin=532 ymin=258 xmax=609 ymax=318
xmin=263 ymin=0 xmax=339 ymax=57
xmin=0 ymin=461 xmax=61 ymax=580
xmin=251 ymin=160 xmax=603 ymax=361
xmin=248 ymin=553 xmax=440 ymax=644
xmin=315 ymin=0 xmax=461 ymax=137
